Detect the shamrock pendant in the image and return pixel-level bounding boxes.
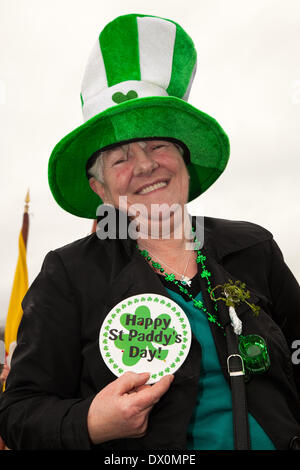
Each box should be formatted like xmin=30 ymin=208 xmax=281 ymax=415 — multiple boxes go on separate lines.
xmin=180 ymin=275 xmax=192 ymax=287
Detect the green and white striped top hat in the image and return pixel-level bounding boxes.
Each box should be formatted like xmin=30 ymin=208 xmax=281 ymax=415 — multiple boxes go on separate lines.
xmin=48 ymin=13 xmax=230 ymax=219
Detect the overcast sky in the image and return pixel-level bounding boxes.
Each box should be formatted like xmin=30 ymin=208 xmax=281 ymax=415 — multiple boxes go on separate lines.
xmin=0 ymin=0 xmax=300 ymax=327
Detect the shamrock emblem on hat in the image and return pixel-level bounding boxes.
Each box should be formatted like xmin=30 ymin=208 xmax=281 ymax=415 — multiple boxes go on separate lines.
xmin=114 ymin=305 xmax=179 ymax=366
xmin=112 ymin=90 xmax=138 ymax=104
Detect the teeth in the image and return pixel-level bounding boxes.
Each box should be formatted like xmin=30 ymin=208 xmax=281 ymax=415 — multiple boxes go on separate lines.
xmin=138 ymin=181 xmax=168 ymax=195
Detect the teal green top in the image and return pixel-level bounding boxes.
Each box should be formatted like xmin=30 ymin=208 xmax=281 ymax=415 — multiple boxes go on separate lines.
xmin=166 ymin=288 xmax=276 ymax=450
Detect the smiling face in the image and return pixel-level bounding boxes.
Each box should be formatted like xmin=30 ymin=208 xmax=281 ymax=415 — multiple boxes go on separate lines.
xmin=88 ymin=140 xmax=190 ymax=221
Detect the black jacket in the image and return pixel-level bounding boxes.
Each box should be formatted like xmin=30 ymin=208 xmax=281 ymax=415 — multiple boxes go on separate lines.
xmin=0 ymin=215 xmax=300 ymax=450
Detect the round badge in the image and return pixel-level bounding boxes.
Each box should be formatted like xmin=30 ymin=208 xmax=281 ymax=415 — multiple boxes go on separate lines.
xmin=99 ymin=293 xmax=192 ymax=384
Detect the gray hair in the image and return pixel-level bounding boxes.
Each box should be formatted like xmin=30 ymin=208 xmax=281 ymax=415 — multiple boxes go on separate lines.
xmin=87 ymin=150 xmax=104 ymax=183
xmin=87 ymin=141 xmax=185 ymax=184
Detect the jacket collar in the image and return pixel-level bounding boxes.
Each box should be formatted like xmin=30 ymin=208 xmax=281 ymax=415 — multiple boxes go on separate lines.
xmin=97 ymin=209 xmax=271 ymax=342
xmin=101 ymin=213 xmax=264 ymax=345
xmin=201 ymin=215 xmax=273 ymax=261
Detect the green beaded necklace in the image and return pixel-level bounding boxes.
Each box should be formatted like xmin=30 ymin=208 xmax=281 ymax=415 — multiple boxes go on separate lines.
xmin=138 ymin=239 xmax=224 ymax=331
xmin=138 ymin=240 xmax=271 ymax=377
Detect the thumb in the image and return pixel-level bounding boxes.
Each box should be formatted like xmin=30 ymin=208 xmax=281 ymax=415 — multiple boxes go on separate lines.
xmin=117 ymin=372 xmax=150 ymax=395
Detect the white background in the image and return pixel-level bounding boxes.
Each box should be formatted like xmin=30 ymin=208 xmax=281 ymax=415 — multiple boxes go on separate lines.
xmin=0 ymin=0 xmax=299 ymax=327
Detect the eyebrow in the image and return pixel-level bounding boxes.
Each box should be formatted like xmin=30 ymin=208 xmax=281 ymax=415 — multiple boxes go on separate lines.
xmin=102 ymin=149 xmax=122 ymax=167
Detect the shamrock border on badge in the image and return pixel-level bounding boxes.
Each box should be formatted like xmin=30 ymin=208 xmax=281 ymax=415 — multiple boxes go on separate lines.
xmin=100 ymin=294 xmax=191 ymax=382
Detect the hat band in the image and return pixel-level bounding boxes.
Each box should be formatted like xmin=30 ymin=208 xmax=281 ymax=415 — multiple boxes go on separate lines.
xmin=82 ymin=80 xmax=169 ymax=122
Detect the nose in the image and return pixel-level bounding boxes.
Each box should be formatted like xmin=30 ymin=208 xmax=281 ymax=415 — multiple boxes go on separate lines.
xmin=129 ymin=142 xmax=159 ymax=176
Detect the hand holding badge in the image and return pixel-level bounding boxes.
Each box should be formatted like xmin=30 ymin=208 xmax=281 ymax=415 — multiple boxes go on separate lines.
xmin=99 ymin=294 xmax=192 ymax=384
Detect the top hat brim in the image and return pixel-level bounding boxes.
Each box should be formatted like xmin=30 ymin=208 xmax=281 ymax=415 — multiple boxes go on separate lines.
xmin=48 ymin=96 xmax=230 ymax=219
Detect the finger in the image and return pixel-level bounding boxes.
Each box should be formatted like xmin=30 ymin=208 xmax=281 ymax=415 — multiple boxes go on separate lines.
xmin=132 ymin=374 xmax=174 ymax=411
xmin=134 ymin=384 xmax=150 ymax=393
xmin=116 ymin=372 xmax=150 ymax=395
xmin=128 ymin=381 xmax=153 ymax=394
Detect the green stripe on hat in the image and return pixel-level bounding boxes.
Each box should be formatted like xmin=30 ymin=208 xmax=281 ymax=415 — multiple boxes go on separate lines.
xmin=99 ymin=14 xmax=141 ymax=86
xmin=167 ymin=24 xmax=196 ymax=98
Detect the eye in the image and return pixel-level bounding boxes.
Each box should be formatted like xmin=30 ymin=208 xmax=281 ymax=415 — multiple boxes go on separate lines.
xmin=151 ymin=144 xmax=167 ymax=151
xmin=113 ymin=158 xmax=126 ymax=166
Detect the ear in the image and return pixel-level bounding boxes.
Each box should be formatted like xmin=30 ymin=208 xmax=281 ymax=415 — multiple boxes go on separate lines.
xmin=89 ymin=177 xmax=106 ymax=201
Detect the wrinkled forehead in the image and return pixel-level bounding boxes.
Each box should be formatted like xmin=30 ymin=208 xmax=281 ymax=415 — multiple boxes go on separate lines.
xmin=103 ymin=139 xmax=182 ymax=158
xmin=86 ymin=137 xmax=190 ymax=173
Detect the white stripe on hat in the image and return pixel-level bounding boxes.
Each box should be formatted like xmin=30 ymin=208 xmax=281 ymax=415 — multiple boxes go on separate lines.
xmin=137 ymin=16 xmax=176 ymax=91
xmin=81 ymin=39 xmax=107 ymax=104
xmin=182 ymin=62 xmax=197 ymax=101
xmin=82 ymin=80 xmax=168 ymax=122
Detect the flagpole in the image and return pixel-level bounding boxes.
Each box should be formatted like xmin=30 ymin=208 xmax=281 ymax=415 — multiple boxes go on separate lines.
xmin=22 ymin=189 xmax=30 ymax=248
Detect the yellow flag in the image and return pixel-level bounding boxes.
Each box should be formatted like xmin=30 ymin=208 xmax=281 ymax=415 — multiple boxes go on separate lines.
xmin=4 ymin=230 xmax=28 ymax=358
xmin=4 ymin=191 xmax=30 ymax=363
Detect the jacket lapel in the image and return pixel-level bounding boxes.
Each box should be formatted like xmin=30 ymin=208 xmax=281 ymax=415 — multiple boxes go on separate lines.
xmin=105 ymin=249 xmax=167 ymax=310
xmin=198 ymin=239 xmax=261 ymax=383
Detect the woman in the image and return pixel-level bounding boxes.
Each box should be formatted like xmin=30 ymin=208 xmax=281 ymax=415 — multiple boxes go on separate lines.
xmin=0 ymin=13 xmax=300 ymax=451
